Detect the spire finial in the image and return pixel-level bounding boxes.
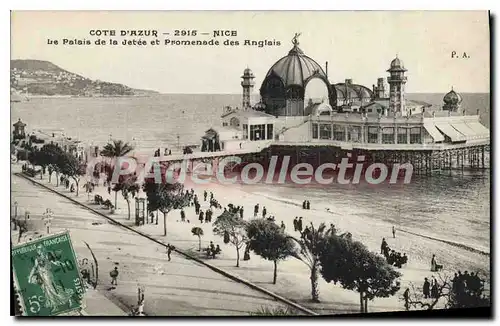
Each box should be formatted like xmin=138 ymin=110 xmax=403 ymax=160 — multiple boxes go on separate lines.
xmin=292 ymin=32 xmax=301 ymax=46
xmin=451 ymin=86 xmax=454 ymax=91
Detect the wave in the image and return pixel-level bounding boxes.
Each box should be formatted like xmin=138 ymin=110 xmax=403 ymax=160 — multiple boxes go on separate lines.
xmin=396 ymin=228 xmax=489 ymax=256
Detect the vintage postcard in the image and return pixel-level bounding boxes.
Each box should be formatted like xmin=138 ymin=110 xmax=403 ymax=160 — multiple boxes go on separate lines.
xmin=10 ymin=11 xmax=490 ymax=317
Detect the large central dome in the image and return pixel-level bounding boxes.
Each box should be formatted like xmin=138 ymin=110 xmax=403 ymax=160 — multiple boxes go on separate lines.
xmin=259 ymin=35 xmax=336 ymax=117
xmin=264 ymin=44 xmax=329 ymax=87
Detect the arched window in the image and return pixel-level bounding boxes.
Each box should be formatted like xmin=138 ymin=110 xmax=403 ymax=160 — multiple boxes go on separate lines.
xmin=229 ymin=117 xmax=240 ymax=127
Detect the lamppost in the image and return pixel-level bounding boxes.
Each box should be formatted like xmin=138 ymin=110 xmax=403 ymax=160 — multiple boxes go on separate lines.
xmin=43 ymin=208 xmax=53 ymax=234
xmin=136 ymin=285 xmax=145 ymax=316
xmin=177 ymin=134 xmax=180 ymax=151
xmin=13 ymin=201 xmax=18 ymax=230
xmin=135 ymin=189 xmax=146 ymax=226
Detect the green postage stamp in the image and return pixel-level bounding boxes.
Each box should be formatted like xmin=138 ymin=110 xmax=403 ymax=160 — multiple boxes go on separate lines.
xmin=11 ymin=231 xmax=85 ymax=316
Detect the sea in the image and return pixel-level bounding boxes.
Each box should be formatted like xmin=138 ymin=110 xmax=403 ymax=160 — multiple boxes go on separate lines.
xmin=11 ymin=93 xmax=491 ymax=272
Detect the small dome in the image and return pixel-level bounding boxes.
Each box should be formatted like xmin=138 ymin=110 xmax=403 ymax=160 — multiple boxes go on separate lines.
xmin=242 ymin=68 xmax=254 ymax=78
xmin=334 ymin=83 xmax=373 ymax=100
xmin=391 ymin=57 xmax=404 ymax=68
xmin=443 ymin=88 xmax=462 ymax=104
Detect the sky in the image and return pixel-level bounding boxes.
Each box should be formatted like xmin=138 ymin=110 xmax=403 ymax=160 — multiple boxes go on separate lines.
xmin=11 ymin=11 xmax=490 ymax=94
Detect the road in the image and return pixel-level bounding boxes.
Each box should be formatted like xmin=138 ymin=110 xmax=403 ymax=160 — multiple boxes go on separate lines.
xmin=11 ymin=173 xmax=288 ymax=316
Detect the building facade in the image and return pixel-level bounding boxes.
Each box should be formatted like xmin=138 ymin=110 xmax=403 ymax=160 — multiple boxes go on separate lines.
xmin=207 ymin=36 xmax=489 ymax=153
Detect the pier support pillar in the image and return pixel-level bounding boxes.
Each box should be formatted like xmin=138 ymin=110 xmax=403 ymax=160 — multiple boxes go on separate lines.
xmin=482 ymin=146 xmax=485 ymax=169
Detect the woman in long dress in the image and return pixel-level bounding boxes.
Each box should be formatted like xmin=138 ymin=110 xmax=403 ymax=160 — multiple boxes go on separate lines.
xmin=28 ymin=245 xmax=73 ymax=313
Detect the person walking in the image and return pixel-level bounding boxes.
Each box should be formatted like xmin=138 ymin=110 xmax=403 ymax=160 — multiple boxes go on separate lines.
xmin=392 ymin=226 xmax=396 ymax=238
xmin=431 ymin=279 xmax=439 ymax=298
xmin=205 ymin=209 xmax=210 ymax=223
xmin=423 ymin=277 xmax=430 ymax=298
xmin=110 ymin=267 xmax=119 ymax=286
xmin=180 ymin=209 xmax=186 ymax=222
xmin=297 ymin=217 xmax=303 ymax=232
xmin=403 ymin=288 xmax=410 ymax=311
xmin=166 ymin=244 xmax=174 ymax=261
xmin=381 ymin=238 xmax=388 ymax=255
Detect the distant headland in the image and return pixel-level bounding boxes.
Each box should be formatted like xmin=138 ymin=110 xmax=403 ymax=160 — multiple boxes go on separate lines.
xmin=10 ymin=59 xmax=159 ymax=99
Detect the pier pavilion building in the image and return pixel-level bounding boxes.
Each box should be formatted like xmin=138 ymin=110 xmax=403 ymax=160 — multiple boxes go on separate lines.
xmin=198 ymin=35 xmax=490 ymax=174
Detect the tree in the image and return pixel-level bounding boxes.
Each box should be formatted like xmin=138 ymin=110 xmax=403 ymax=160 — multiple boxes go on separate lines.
xmin=246 ymin=218 xmax=295 ymax=284
xmin=287 ymin=222 xmax=330 ymax=302
xmin=40 ymin=144 xmax=64 ymax=185
xmin=318 ymin=234 xmax=401 ymax=313
xmin=100 ymin=140 xmax=134 ymax=207
xmin=27 ymin=148 xmax=47 ymax=179
xmin=100 ymin=140 xmax=134 ymax=159
xmin=143 ymin=181 xmax=189 ymax=236
xmin=113 ymin=176 xmax=140 ymax=219
xmin=403 ymin=272 xmax=490 ymax=311
xmin=191 ymin=227 xmax=204 ymax=251
xmin=213 ymin=211 xmax=248 ymax=267
xmin=58 ymin=152 xmax=85 ymax=196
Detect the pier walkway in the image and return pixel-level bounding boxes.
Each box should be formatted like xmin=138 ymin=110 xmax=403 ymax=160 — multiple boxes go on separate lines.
xmin=131 ymin=141 xmax=273 ymax=163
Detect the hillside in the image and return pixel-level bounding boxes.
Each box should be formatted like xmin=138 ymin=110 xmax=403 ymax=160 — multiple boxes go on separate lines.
xmin=10 ymin=59 xmax=159 ymax=97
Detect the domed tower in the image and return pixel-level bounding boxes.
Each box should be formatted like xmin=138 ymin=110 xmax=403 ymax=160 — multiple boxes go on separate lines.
xmin=387 ymin=56 xmax=408 ymax=116
xmin=443 ymin=87 xmax=462 ymax=112
xmin=241 ymin=68 xmax=255 ymax=111
xmin=259 ymin=33 xmax=336 ymax=116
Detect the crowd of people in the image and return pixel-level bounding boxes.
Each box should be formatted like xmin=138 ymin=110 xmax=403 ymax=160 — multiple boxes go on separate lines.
xmin=153 ymin=148 xmax=172 ymax=157
xmin=422 ymin=276 xmax=441 ymax=299
xmin=380 ymin=238 xmax=408 ymax=268
xmin=205 ymin=241 xmax=221 ymax=258
xmin=451 ymin=270 xmax=484 ymax=296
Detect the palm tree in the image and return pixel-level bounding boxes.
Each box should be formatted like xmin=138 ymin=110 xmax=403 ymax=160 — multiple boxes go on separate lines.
xmin=287 ymin=222 xmax=330 ymax=303
xmin=100 ymin=140 xmax=134 ymax=208
xmin=100 ymin=140 xmax=134 ymax=158
xmin=191 ymin=227 xmax=204 ymax=251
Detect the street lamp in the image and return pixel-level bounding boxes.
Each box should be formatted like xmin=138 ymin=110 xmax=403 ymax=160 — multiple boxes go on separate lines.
xmin=13 ymin=201 xmax=18 ymax=230
xmin=135 ymin=189 xmax=146 ymax=226
xmin=43 ymin=208 xmax=53 ymax=234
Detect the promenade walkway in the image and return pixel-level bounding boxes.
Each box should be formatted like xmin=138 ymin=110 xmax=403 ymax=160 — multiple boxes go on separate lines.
xmin=11 ymin=166 xmax=291 ymax=316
